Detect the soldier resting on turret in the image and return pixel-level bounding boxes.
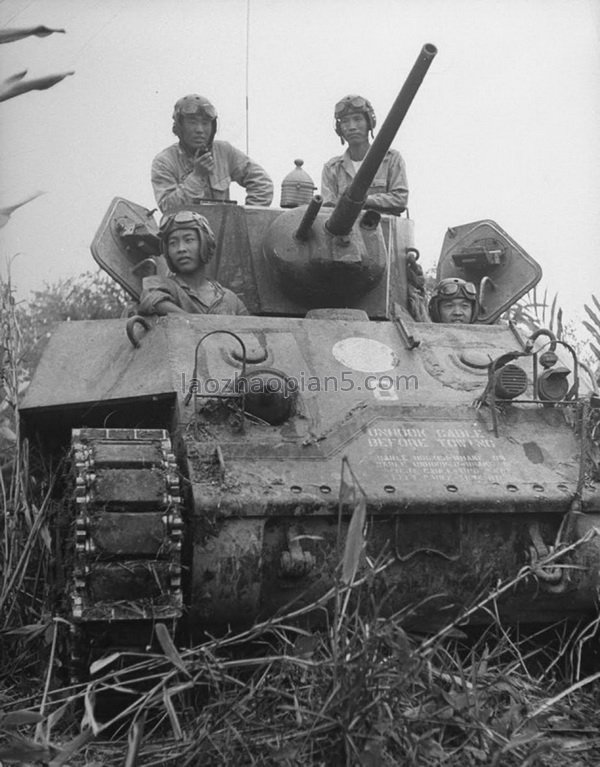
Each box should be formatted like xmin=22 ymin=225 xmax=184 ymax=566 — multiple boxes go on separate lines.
xmin=138 ymin=211 xmax=248 ymax=316
xmin=151 ymin=94 xmax=274 ymax=213
xmin=428 ymin=278 xmax=479 ymax=324
xmin=321 ymin=95 xmax=409 ymax=216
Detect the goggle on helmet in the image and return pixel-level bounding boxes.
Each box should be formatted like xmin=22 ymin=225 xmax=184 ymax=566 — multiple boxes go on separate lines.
xmin=334 ymin=94 xmax=376 ymax=140
xmin=158 ymin=210 xmax=217 ymax=268
xmin=428 ymin=278 xmax=479 ymax=323
xmin=172 ymin=94 xmax=218 ymax=141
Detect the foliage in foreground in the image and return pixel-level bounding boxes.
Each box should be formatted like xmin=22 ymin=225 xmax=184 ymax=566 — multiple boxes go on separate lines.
xmin=1 ymin=566 xmax=600 ymax=766
xmin=507 ymin=285 xmax=600 ymax=383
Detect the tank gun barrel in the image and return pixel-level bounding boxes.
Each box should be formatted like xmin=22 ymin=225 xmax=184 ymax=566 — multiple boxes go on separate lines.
xmin=295 ymin=194 xmax=323 ymax=241
xmin=326 ymin=42 xmax=438 ymax=237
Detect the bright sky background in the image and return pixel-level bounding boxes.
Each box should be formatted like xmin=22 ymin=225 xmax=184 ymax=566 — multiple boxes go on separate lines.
xmin=0 ymin=0 xmax=599 ymax=326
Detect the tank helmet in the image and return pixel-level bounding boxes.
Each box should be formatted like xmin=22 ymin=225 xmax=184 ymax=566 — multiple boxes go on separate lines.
xmin=172 ymin=94 xmax=218 ymax=142
xmin=334 ymin=94 xmax=376 ymax=142
xmin=158 ymin=210 xmax=217 ymax=269
xmin=428 ymin=278 xmax=479 ymax=323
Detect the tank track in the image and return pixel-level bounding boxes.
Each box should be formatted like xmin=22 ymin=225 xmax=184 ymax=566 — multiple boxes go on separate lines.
xmin=68 ymin=428 xmax=183 ymax=676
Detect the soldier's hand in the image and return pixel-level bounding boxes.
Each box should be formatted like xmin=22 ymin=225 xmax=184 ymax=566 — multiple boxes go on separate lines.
xmin=194 ymin=151 xmax=215 ymax=174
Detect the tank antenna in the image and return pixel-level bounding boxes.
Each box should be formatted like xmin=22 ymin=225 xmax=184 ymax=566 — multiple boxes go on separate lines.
xmin=245 ymin=0 xmax=250 ymax=154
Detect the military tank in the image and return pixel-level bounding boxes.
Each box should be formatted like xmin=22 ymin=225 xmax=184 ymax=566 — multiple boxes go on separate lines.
xmin=19 ymin=44 xmax=600 ymax=667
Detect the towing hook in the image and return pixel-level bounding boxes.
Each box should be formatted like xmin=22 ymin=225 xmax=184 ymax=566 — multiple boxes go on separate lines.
xmin=126 ymin=315 xmax=151 ymax=348
xmin=528 ymin=521 xmax=567 ymax=593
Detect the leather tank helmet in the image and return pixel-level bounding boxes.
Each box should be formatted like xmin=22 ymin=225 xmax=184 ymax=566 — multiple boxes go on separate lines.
xmin=158 ymin=210 xmax=217 ymax=271
xmin=334 ymin=94 xmax=376 ymax=144
xmin=172 ymin=94 xmax=218 ymax=146
xmin=428 ymin=278 xmax=479 ymax=323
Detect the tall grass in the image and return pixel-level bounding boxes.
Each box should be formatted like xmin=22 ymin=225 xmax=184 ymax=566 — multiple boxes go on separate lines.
xmin=0 ymin=276 xmax=55 ymax=680
xmin=3 ymin=557 xmax=599 ymax=766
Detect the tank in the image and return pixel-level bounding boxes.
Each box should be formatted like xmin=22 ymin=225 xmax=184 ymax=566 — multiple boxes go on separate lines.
xmin=19 ymin=44 xmax=600 ymax=667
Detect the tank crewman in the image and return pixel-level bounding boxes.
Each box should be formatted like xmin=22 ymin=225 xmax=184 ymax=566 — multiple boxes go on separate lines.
xmin=321 ymin=94 xmax=409 ymax=216
xmin=428 ymin=278 xmax=479 ymax=324
xmin=138 ymin=210 xmax=248 ymax=316
xmin=151 ymin=94 xmax=274 ymax=213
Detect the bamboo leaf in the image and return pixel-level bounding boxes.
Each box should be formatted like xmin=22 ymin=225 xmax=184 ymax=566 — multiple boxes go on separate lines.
xmin=0 ymin=70 xmax=74 ymax=103
xmin=39 ymin=523 xmax=52 ymax=551
xmin=155 ymin=622 xmax=191 ymax=677
xmin=163 ymin=688 xmax=183 ymax=739
xmin=0 ymin=709 xmax=44 ymax=727
xmin=342 ymin=494 xmax=367 ymax=585
xmin=584 ymin=304 xmax=600 ymax=331
xmin=4 ymin=622 xmax=48 ymax=638
xmin=549 ymin=293 xmax=558 ymax=332
xmin=556 ymin=307 xmax=563 ymax=340
xmin=541 ymin=287 xmax=548 ymax=323
xmin=89 ymin=651 xmax=120 ymax=676
xmin=0 ymin=191 xmax=45 ymax=228
xmin=82 ymin=688 xmax=100 ymax=735
xmin=582 ymin=321 xmax=600 ymax=346
xmin=124 ymin=711 xmax=147 ymax=767
xmin=0 ymin=26 xmax=65 ymax=44
xmin=45 ymin=701 xmax=70 ymax=735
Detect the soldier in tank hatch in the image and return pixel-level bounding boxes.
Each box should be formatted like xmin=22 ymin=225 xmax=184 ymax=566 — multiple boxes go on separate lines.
xmin=428 ymin=278 xmax=479 ymax=324
xmin=321 ymin=94 xmax=409 ymax=216
xmin=151 ymin=94 xmax=274 ymax=213
xmin=138 ymin=210 xmax=248 ymax=316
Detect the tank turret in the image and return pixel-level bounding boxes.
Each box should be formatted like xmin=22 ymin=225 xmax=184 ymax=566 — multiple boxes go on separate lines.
xmin=263 ymin=43 xmax=437 ymax=307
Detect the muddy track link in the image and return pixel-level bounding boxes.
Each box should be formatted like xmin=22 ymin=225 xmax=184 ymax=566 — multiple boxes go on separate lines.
xmin=68 ymin=428 xmax=183 ymax=671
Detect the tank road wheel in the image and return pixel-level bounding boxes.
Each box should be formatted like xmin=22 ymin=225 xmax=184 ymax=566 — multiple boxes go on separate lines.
xmin=67 ymin=428 xmax=183 ymax=690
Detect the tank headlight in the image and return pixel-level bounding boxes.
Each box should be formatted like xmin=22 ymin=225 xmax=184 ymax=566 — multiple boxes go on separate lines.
xmin=537 ymin=367 xmax=570 ymax=402
xmin=493 ymin=363 xmax=528 ymax=399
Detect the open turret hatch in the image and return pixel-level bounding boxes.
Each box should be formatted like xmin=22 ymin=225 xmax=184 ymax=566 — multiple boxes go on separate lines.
xmin=436 ymin=220 xmax=542 ymax=323
xmin=91 ymin=197 xmax=262 ymax=312
xmin=91 ymin=197 xmax=166 ymax=300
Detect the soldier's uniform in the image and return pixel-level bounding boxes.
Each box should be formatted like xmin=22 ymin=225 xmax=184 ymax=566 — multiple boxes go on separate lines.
xmin=151 ymin=94 xmax=273 ymax=214
xmin=321 ymin=148 xmax=408 ymax=216
xmin=152 ymin=140 xmax=273 ymax=213
xmin=139 ymin=274 xmax=248 ymax=316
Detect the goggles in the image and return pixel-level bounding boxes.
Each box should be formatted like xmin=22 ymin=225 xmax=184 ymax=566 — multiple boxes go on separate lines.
xmin=174 ymin=95 xmax=217 ymax=120
xmin=436 ymin=279 xmax=477 ymax=299
xmin=335 ymin=95 xmax=371 ymax=117
xmin=181 ymin=109 xmax=216 ymax=121
xmin=158 ymin=211 xmax=212 ymax=237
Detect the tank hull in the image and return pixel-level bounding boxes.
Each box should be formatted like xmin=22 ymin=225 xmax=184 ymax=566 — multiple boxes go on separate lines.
xmin=21 ymin=312 xmax=600 ymax=634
